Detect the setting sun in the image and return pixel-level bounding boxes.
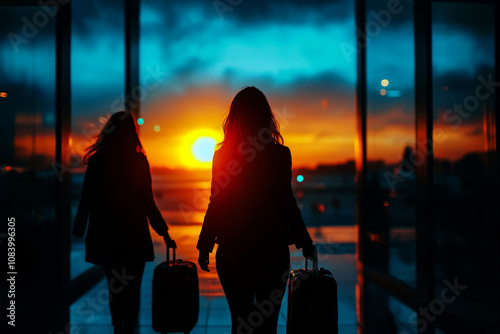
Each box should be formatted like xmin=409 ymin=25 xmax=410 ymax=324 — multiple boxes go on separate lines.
xmin=179 ymin=129 xmax=221 ymax=169
xmin=192 ymin=137 xmax=217 ymax=163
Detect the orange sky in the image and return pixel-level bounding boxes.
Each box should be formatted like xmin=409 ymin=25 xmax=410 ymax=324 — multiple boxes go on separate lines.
xmin=138 ymin=86 xmax=357 ymax=169
xmin=66 ymin=87 xmax=488 ymax=171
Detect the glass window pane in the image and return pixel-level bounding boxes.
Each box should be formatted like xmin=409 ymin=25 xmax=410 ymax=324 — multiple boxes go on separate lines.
xmin=0 ymin=5 xmax=57 ymax=312
xmin=365 ymin=0 xmax=416 ymax=286
xmin=364 ymin=281 xmax=417 ymax=332
xmin=0 ymin=7 xmax=56 ymax=171
xmin=140 ymin=0 xmax=357 ymax=330
xmin=70 ymin=0 xmax=126 ymax=279
xmin=389 ymin=296 xmax=417 ymax=334
xmin=432 ymin=3 xmax=498 ymax=331
xmin=139 ymin=1 xmax=357 ymax=229
xmin=0 ymin=6 xmax=56 ymax=235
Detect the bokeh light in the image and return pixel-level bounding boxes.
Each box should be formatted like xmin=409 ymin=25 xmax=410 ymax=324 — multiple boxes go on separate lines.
xmin=137 ymin=118 xmax=144 ymax=125
xmin=297 ymin=174 xmax=304 ymax=182
xmin=154 ymin=125 xmax=161 ymax=132
xmin=381 ymin=79 xmax=389 ymax=87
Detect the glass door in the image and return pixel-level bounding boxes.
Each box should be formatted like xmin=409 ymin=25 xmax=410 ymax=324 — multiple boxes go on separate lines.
xmin=431 ymin=2 xmax=498 ymax=331
xmin=0 ymin=4 xmax=70 ymax=332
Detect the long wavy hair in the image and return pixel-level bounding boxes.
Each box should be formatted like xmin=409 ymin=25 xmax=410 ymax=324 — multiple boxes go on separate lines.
xmin=84 ymin=111 xmax=144 ymax=164
xmin=218 ymin=87 xmax=283 ymax=158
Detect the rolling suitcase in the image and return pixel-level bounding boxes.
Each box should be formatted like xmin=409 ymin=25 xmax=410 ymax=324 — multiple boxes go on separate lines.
xmin=152 ymin=246 xmax=199 ymax=334
xmin=286 ymin=258 xmax=338 ymax=334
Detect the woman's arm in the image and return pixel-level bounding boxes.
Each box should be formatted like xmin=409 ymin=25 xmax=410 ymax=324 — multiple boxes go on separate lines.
xmin=142 ymin=158 xmax=169 ymax=237
xmin=196 ymin=151 xmax=224 ymax=253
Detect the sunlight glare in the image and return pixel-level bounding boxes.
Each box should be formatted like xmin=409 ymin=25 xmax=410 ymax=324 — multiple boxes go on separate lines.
xmin=179 ymin=129 xmax=221 ymax=169
xmin=192 ymin=137 xmax=217 ymax=163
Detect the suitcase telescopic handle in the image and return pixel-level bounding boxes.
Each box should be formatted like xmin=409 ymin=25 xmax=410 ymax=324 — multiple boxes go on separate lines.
xmin=166 ymin=246 xmax=176 ymax=266
xmin=304 ymin=256 xmax=319 ymax=272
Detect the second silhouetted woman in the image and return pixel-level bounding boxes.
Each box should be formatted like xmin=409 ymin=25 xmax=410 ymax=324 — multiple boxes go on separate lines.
xmin=73 ymin=111 xmax=176 ymax=334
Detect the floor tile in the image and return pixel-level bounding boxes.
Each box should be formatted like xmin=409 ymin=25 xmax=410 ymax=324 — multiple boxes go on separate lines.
xmin=71 ymin=225 xmax=358 ymax=333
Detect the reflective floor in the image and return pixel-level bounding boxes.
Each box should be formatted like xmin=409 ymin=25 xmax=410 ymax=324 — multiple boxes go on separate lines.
xmin=70 ymin=225 xmax=357 ymax=334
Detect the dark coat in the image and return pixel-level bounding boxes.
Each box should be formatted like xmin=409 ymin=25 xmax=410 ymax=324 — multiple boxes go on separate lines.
xmin=197 ymin=143 xmax=312 ymax=255
xmin=73 ymin=151 xmax=168 ymax=266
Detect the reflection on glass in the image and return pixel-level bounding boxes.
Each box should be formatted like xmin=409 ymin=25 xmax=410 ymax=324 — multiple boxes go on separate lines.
xmin=0 ymin=7 xmax=56 ymax=216
xmin=432 ymin=3 xmax=498 ymax=331
xmin=365 ymin=281 xmax=416 ymax=332
xmin=0 ymin=6 xmax=56 ymax=281
xmin=389 ymin=296 xmax=417 ymax=334
xmin=365 ymin=0 xmax=416 ymax=286
xmin=70 ymin=0 xmax=126 ymax=278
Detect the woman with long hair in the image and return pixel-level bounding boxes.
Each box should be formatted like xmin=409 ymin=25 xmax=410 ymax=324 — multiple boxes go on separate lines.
xmin=73 ymin=111 xmax=176 ymax=334
xmin=197 ymin=87 xmax=316 ymax=334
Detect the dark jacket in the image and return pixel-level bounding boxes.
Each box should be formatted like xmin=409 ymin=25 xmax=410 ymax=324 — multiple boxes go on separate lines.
xmin=73 ymin=151 xmax=168 ymax=265
xmin=197 ymin=143 xmax=312 ymax=254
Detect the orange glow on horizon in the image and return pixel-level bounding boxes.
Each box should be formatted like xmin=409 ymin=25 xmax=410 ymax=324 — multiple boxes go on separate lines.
xmin=69 ymin=87 xmax=487 ymax=171
xmin=136 ymin=85 xmax=358 ymax=169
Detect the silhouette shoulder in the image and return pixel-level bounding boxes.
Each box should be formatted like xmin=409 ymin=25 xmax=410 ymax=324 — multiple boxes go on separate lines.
xmin=134 ymin=151 xmax=148 ymax=164
xmin=273 ymin=144 xmax=291 ymax=159
xmin=212 ymin=148 xmax=224 ymax=165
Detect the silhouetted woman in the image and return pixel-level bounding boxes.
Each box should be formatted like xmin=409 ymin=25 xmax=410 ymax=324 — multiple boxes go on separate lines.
xmin=197 ymin=87 xmax=316 ymax=334
xmin=73 ymin=111 xmax=176 ymax=334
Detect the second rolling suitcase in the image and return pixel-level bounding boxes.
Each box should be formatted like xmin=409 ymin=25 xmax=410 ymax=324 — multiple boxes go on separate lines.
xmin=152 ymin=246 xmax=199 ymax=334
xmin=286 ymin=258 xmax=338 ymax=334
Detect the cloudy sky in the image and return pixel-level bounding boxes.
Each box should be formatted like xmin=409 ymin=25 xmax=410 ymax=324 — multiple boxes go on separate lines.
xmin=1 ymin=0 xmax=495 ymax=169
xmin=68 ymin=0 xmax=358 ymax=168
